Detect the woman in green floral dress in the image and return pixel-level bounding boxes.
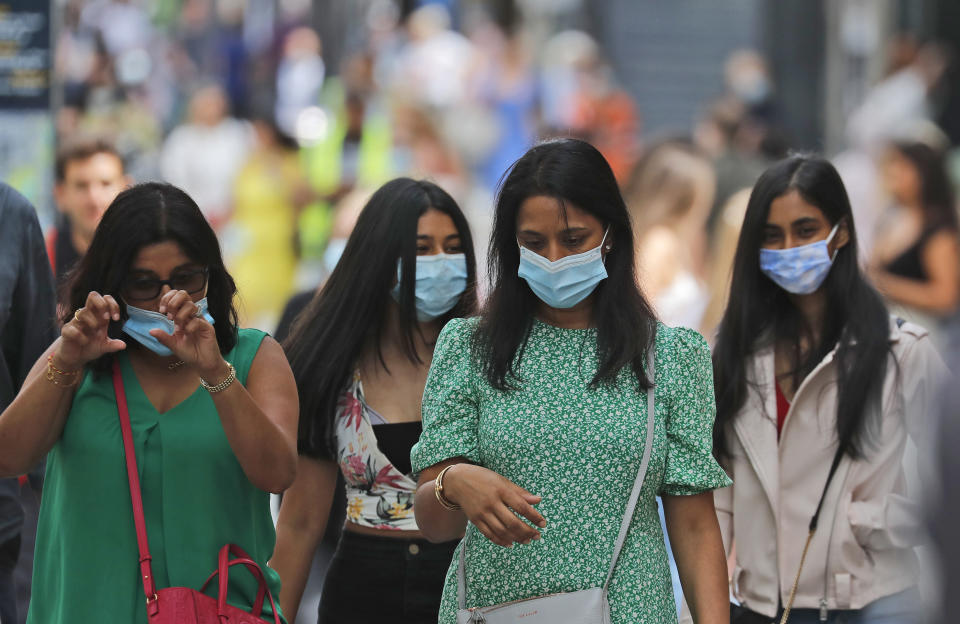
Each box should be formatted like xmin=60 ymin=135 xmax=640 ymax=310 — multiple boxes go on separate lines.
xmin=412 ymin=139 xmax=731 ymax=624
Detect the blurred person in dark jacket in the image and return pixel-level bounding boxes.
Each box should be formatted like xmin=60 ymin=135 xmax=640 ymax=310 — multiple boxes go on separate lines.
xmin=0 ymin=184 xmax=58 ymax=624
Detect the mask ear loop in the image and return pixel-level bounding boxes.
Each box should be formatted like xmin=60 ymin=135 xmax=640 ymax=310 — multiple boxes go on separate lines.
xmin=192 ymin=271 xmax=212 ymax=319
xmin=825 ymin=223 xmax=841 ymax=261
xmin=600 ymin=226 xmax=613 ymax=265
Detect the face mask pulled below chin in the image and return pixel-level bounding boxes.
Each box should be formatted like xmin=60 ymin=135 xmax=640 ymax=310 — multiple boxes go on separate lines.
xmin=391 ymin=254 xmax=468 ymax=322
xmin=517 ymin=228 xmax=609 ymax=309
xmin=122 ymin=297 xmax=215 ymax=356
xmin=759 ymin=224 xmax=839 ymax=295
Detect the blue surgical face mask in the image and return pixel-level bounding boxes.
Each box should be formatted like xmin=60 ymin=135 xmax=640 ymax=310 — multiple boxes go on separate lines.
xmin=323 ymin=238 xmax=348 ymax=275
xmin=517 ymin=227 xmax=610 ymax=309
xmin=759 ymin=224 xmax=839 ymax=295
xmin=122 ymin=297 xmax=216 ymax=356
xmin=391 ymin=253 xmax=468 ymax=322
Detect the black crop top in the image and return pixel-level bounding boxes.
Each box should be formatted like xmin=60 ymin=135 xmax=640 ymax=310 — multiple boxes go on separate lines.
xmin=884 ymin=226 xmax=946 ymax=281
xmin=372 ymin=421 xmax=423 ymax=476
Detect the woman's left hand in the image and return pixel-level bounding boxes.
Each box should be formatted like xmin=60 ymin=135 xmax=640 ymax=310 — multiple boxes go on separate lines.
xmin=150 ymin=290 xmax=224 ymax=377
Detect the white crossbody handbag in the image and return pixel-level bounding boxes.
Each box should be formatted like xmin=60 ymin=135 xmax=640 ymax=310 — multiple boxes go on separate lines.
xmin=456 ymin=345 xmax=658 ymax=624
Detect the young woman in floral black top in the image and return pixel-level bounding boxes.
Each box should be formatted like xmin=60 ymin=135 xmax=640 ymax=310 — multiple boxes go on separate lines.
xmin=271 ymin=178 xmax=478 ymax=624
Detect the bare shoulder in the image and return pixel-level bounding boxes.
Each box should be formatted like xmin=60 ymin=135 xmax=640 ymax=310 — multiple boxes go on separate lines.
xmin=249 ymin=335 xmax=294 ymax=379
xmin=924 ymin=229 xmax=960 ymax=256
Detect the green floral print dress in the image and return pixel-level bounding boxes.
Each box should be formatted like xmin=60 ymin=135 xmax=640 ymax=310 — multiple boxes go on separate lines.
xmin=411 ymin=318 xmax=731 ymax=624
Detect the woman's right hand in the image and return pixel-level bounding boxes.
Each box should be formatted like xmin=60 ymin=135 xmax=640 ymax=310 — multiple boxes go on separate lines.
xmin=443 ymin=464 xmax=546 ymax=548
xmin=58 ymin=291 xmax=126 ymax=369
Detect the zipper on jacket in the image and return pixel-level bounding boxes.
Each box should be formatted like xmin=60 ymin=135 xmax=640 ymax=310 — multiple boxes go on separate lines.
xmin=818 ymin=458 xmax=852 ymax=622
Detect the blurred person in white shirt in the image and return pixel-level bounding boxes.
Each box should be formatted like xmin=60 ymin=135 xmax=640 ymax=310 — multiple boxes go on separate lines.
xmin=395 ymin=4 xmax=473 ymax=109
xmin=160 ymin=84 xmax=253 ymax=231
xmin=275 ymin=27 xmax=325 ymax=138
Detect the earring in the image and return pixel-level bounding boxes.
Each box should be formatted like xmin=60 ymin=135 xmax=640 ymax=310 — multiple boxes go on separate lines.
xmin=605 ymin=245 xmax=612 ymax=251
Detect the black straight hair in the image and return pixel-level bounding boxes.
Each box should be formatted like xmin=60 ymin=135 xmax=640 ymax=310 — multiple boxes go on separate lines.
xmin=283 ymin=178 xmax=479 ymax=458
xmin=476 ymin=137 xmax=658 ymax=391
xmin=64 ymin=182 xmax=240 ymax=372
xmin=712 ymin=155 xmax=891 ymax=461
xmin=889 ymin=140 xmax=959 ymax=230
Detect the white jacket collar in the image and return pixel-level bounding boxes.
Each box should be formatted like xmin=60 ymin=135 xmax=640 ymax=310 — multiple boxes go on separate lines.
xmin=731 ymin=315 xmax=908 ymax=515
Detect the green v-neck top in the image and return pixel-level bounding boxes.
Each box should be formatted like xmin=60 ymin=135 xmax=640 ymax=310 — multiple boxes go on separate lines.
xmin=27 ymin=328 xmax=285 ymax=623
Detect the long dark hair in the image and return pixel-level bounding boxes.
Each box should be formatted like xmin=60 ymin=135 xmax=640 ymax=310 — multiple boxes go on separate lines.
xmin=890 ymin=140 xmax=959 ymax=230
xmin=284 ymin=178 xmax=479 ymax=458
xmin=64 ymin=182 xmax=240 ymax=371
xmin=476 ymin=138 xmax=657 ymax=391
xmin=712 ymin=155 xmax=891 ymax=461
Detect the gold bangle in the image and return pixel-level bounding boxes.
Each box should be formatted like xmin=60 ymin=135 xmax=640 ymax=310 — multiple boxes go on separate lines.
xmin=200 ymin=363 xmax=236 ymax=393
xmin=434 ymin=464 xmax=462 ymax=511
xmin=46 ymin=354 xmax=81 ymax=387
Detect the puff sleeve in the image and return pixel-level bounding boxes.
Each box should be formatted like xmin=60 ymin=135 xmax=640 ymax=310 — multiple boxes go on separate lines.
xmin=411 ymin=318 xmax=483 ymax=473
xmin=659 ymin=326 xmax=732 ymax=496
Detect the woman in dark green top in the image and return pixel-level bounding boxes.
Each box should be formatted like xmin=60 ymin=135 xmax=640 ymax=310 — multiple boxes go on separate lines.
xmin=0 ymin=182 xmax=299 ymax=623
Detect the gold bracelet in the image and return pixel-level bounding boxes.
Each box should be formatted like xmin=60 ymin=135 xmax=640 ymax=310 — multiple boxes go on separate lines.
xmin=200 ymin=363 xmax=236 ymax=393
xmin=434 ymin=464 xmax=462 ymax=511
xmin=46 ymin=354 xmax=81 ymax=387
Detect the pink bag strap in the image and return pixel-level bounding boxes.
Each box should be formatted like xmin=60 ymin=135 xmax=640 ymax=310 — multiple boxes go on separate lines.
xmin=112 ymin=360 xmax=160 ymax=615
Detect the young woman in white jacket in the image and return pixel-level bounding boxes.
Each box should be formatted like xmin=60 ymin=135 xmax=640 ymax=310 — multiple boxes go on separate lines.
xmin=711 ymin=155 xmax=947 ymax=624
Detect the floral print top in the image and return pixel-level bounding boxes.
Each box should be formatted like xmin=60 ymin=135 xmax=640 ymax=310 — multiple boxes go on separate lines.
xmin=410 ymin=318 xmax=732 ymax=624
xmin=335 ymin=372 xmax=419 ymax=530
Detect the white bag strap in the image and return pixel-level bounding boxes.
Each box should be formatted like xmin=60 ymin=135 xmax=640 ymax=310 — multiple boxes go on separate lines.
xmin=603 ymin=341 xmax=656 ymax=592
xmin=458 ymin=338 xmax=657 ymax=609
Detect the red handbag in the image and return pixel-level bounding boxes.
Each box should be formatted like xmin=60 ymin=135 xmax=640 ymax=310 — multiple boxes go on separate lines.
xmin=113 ymin=361 xmax=282 ymax=623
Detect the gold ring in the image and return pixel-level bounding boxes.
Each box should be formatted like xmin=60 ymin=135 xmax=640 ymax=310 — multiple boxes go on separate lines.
xmin=74 ymin=309 xmax=82 ymax=322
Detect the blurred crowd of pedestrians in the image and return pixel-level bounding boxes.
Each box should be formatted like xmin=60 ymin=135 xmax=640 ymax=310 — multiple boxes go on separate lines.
xmin=51 ymin=0 xmax=647 ymax=330
xmin=3 ymin=1 xmax=959 ymax=622
xmin=50 ymin=1 xmax=960 ymax=341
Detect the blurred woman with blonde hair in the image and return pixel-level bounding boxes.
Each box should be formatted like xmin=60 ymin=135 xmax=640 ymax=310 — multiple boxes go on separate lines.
xmin=625 ymin=141 xmax=717 ymax=332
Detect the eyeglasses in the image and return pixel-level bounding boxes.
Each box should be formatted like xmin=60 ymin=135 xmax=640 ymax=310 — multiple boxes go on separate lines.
xmin=122 ymin=268 xmax=209 ymax=301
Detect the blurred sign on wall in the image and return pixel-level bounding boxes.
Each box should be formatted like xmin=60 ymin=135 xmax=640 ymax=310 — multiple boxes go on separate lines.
xmin=0 ymin=0 xmax=53 ymax=220
xmin=0 ymin=0 xmax=51 ymax=109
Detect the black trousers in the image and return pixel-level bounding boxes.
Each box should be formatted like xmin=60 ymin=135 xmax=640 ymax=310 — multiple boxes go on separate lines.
xmin=317 ymin=530 xmax=458 ymax=624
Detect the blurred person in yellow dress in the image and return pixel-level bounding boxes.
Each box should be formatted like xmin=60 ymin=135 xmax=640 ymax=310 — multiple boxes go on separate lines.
xmin=227 ymin=112 xmax=313 ymax=330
